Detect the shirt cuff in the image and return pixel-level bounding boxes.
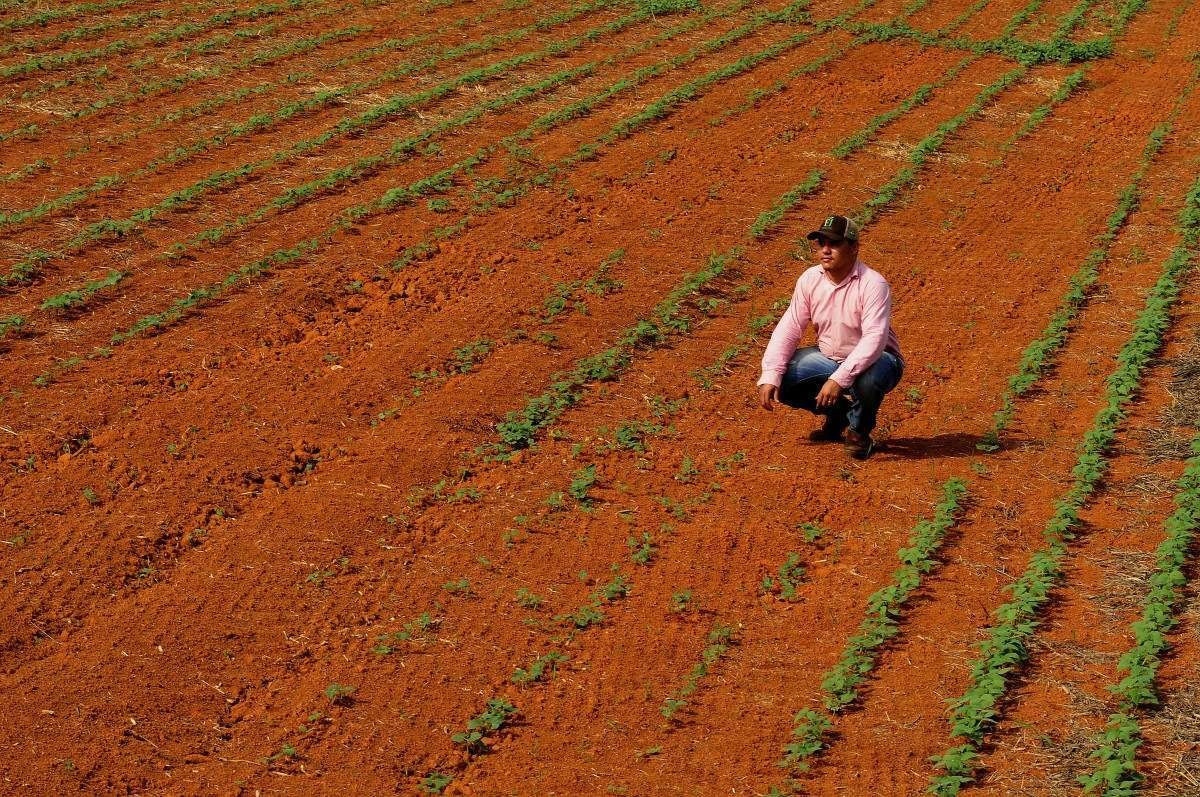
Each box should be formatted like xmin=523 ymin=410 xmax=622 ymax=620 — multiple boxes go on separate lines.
xmin=757 ymin=372 xmax=783 ymax=388
xmin=829 ymin=368 xmax=853 ymax=389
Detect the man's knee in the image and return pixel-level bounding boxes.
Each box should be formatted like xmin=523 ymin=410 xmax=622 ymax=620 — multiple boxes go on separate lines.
xmin=786 ymin=346 xmax=836 ymax=376
xmin=854 ymin=355 xmax=902 ymax=399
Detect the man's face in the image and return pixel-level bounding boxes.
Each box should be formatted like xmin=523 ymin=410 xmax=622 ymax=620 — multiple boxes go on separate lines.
xmin=813 ymin=235 xmax=858 ymax=274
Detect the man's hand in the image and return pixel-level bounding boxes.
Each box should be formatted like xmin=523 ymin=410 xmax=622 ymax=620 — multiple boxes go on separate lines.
xmin=758 ymin=383 xmax=778 ymax=410
xmin=815 ymin=379 xmax=843 ymax=409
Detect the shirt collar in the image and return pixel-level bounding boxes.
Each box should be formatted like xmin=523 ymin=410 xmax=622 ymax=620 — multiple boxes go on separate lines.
xmin=828 ymin=259 xmax=866 ymax=287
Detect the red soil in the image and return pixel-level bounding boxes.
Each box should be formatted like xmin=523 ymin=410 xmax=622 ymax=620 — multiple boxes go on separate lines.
xmin=2 ymin=0 xmax=1198 ymax=794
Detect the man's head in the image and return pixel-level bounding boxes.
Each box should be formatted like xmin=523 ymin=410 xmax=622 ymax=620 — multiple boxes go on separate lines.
xmin=806 ymin=215 xmax=859 ymax=275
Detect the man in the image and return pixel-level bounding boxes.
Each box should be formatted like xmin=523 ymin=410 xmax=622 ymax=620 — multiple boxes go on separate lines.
xmin=757 ymin=215 xmax=903 ymax=460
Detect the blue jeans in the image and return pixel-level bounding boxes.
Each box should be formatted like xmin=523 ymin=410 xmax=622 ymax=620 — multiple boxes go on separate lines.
xmin=777 ymin=346 xmax=903 ymax=436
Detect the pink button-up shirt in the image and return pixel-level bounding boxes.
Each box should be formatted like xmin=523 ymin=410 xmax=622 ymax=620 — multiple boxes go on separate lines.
xmin=758 ymin=260 xmax=902 ymax=389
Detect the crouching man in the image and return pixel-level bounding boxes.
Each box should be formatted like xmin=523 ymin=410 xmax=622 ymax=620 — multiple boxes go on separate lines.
xmin=756 ymin=215 xmax=903 ymax=460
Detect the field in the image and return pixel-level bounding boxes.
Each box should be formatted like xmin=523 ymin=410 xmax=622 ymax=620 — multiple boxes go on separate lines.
xmin=1 ymin=0 xmax=1199 ymax=793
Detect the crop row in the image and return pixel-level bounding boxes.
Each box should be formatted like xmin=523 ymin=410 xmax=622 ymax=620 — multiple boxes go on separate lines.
xmin=0 ymin=0 xmax=625 ymax=286
xmin=0 ymin=1 xmax=1118 ymax=782
xmin=926 ymin=168 xmax=1200 ymax=795
xmin=706 ymin=0 xmax=995 ymax=129
xmin=679 ymin=1 xmax=1161 ymax=785
xmin=4 ymin=0 xmax=1088 ymax=495
xmin=408 ymin=61 xmax=1068 ymax=780
xmin=19 ymin=0 xmax=1042 ymax=399
xmin=82 ymin=0 xmax=512 ymax=150
xmin=0 ymin=0 xmax=587 ymax=195
xmin=0 ymin=0 xmax=136 ymax=34
xmin=0 ymin=0 xmax=616 ymax=233
xmin=8 ymin=0 xmax=815 ymax=355
xmin=0 ymin=0 xmax=328 ymax=82
xmin=0 ymin=0 xmax=508 ymax=200
xmin=0 ymin=3 xmax=183 ymax=58
xmin=0 ymin=0 xmax=1080 ymax=523
xmin=164 ymin=0 xmax=703 ymax=253
xmin=2 ymin=4 xmax=350 ymax=115
xmin=0 ymin=0 xmax=388 ymax=144
xmin=0 ymin=0 xmax=1087 ymax=324
xmin=372 ymin=27 xmax=1097 ymax=789
xmin=1079 ymin=430 xmax=1200 ymax=795
xmin=981 ymin=73 xmax=1195 ymax=450
xmin=774 ymin=479 xmax=968 ymax=781
xmin=2 ymin=0 xmax=1171 ymax=792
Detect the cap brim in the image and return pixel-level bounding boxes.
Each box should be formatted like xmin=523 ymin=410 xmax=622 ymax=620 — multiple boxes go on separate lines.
xmin=806 ymin=230 xmax=845 ymax=242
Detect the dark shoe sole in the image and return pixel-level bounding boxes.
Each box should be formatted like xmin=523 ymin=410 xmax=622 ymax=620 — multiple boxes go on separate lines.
xmin=847 ymin=437 xmax=875 ymax=460
xmin=809 ymin=427 xmax=844 ymax=443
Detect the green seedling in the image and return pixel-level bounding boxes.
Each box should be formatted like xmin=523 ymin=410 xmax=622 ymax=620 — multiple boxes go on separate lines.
xmin=512 ymin=651 xmax=566 ymax=684
xmin=442 ymin=577 xmax=471 ymax=596
xmin=323 ymin=683 xmax=355 ymax=705
xmin=515 ymin=588 xmax=543 ymax=609
xmin=452 ymin=698 xmax=517 ymax=754
xmin=761 ymin=553 xmax=805 ymax=601
xmin=669 ymin=589 xmax=693 ymax=613
xmin=627 ymin=532 xmax=656 ymax=565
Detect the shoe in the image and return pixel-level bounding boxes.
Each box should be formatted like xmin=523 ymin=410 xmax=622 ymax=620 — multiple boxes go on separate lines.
xmin=808 ymin=424 xmax=844 ymax=443
xmin=844 ymin=430 xmax=875 ymax=460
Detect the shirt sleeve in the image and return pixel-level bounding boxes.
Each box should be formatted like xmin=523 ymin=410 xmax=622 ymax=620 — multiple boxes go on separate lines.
xmin=757 ymin=276 xmax=811 ymax=388
xmin=830 ymin=276 xmax=891 ymax=388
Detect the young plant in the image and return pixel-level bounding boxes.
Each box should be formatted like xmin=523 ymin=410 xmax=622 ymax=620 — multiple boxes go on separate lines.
xmin=515 ymin=588 xmax=543 ymax=609
xmin=569 ymin=463 xmax=598 ymax=506
xmin=761 ymin=553 xmax=805 ymax=601
xmin=323 ymin=683 xmax=355 ymax=705
xmin=627 ymin=532 xmax=656 ymax=565
xmin=419 ymin=772 xmax=453 ymax=794
xmin=452 ymin=698 xmax=517 ymax=754
xmin=929 ymin=171 xmax=1200 ymax=795
xmin=442 ymin=577 xmax=471 ymax=596
xmin=511 ymin=651 xmax=566 ymax=684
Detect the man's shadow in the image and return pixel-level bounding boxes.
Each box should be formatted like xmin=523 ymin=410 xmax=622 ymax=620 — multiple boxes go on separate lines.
xmin=876 ymin=432 xmax=989 ymax=460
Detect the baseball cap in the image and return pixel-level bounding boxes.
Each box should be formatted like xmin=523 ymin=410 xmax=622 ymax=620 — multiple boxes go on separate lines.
xmin=806 ymin=215 xmax=859 ymax=243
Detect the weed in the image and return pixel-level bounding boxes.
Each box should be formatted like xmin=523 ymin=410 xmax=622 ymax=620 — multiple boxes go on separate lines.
xmin=306 ymin=568 xmax=334 ymax=587
xmin=657 ymin=495 xmax=688 ymax=521
xmin=714 ymin=451 xmax=746 ymax=473
xmin=374 ymin=612 xmax=439 ymax=654
xmin=557 ymin=603 xmax=605 ymax=629
xmin=0 ymin=315 xmax=25 ymax=339
xmin=598 ymin=570 xmax=631 ymax=601
xmin=266 ymin=742 xmax=298 ymax=764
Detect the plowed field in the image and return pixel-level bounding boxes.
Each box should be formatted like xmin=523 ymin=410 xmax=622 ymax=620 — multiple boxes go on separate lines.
xmin=2 ymin=0 xmax=1199 ymax=794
